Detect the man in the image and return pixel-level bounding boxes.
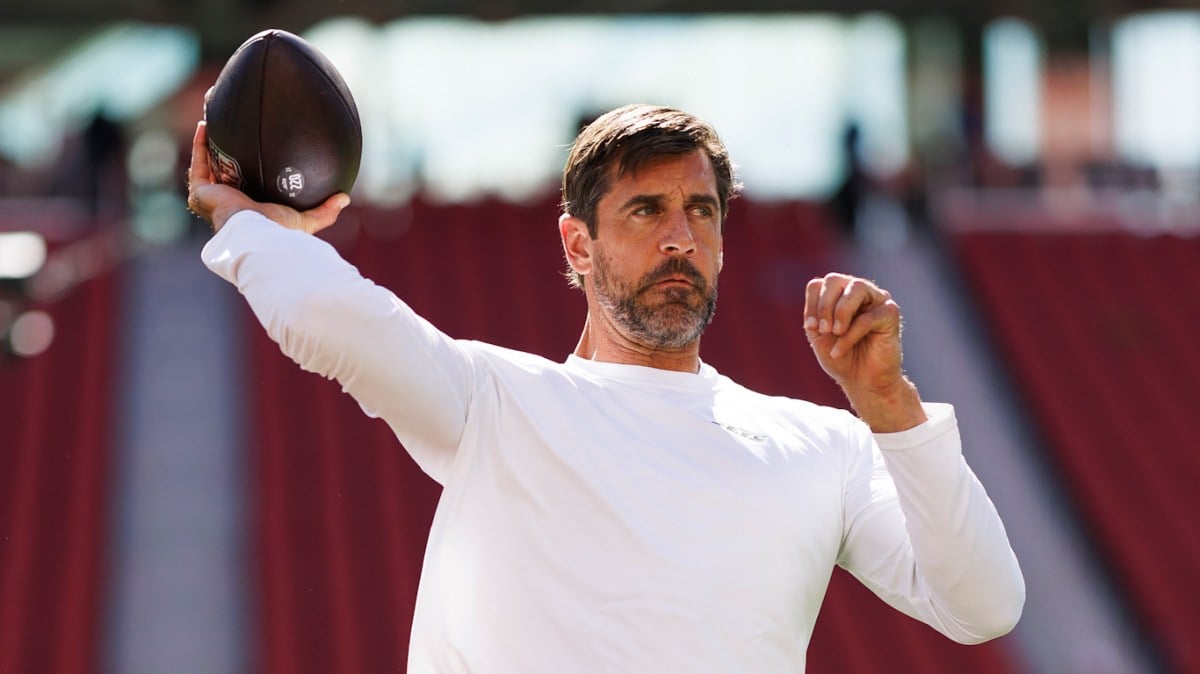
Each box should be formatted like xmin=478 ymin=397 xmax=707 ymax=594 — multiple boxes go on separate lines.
xmin=188 ymin=104 xmax=1024 ymax=672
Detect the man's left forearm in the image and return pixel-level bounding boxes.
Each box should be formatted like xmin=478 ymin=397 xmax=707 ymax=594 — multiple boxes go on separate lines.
xmin=844 ymin=376 xmax=928 ymax=433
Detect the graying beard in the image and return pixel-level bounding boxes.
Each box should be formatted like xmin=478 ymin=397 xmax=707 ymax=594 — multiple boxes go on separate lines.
xmin=601 ymin=286 xmax=717 ymax=349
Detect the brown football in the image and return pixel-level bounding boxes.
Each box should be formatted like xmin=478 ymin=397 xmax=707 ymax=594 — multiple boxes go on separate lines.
xmin=204 ymin=29 xmax=362 ymax=210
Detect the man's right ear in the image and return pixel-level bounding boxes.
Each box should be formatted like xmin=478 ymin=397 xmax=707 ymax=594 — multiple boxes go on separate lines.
xmin=559 ymin=213 xmax=593 ymax=277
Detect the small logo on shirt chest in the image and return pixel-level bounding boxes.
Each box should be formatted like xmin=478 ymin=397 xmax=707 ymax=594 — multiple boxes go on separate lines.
xmin=711 ymin=421 xmax=768 ymax=442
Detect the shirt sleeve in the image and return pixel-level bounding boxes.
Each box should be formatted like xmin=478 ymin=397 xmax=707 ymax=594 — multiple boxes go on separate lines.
xmin=837 ymin=402 xmax=1025 ymax=644
xmin=201 ymin=210 xmax=475 ymax=482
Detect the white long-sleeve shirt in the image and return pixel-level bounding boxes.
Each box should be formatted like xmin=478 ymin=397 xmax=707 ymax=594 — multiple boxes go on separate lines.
xmin=203 ymin=210 xmax=1025 ymax=673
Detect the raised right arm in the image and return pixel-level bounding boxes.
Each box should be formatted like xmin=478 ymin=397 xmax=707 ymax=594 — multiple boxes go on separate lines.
xmin=187 ymin=115 xmax=473 ymax=480
xmin=201 ymin=210 xmax=475 ymax=482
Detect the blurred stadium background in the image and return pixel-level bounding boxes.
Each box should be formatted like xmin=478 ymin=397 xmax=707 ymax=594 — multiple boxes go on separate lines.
xmin=1 ymin=1 xmax=1198 ymax=673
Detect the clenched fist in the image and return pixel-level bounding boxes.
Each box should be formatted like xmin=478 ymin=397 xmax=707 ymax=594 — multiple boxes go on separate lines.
xmin=803 ymin=273 xmax=926 ymax=433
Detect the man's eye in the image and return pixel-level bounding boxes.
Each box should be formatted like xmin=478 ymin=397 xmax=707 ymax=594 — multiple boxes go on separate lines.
xmin=634 ymin=206 xmax=659 ymax=216
xmin=691 ymin=205 xmax=715 ymax=218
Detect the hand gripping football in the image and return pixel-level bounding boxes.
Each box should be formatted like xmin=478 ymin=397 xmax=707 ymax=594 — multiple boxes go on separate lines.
xmin=204 ymin=29 xmax=362 ymax=210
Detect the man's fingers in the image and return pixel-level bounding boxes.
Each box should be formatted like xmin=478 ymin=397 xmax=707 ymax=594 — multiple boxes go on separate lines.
xmin=830 ymin=299 xmax=898 ymax=358
xmin=803 ymin=279 xmax=823 ymax=334
xmin=832 ymin=278 xmax=888 ymax=336
xmin=804 ymin=273 xmax=896 ymax=356
xmin=817 ymin=275 xmax=850 ymax=334
xmin=806 ymin=273 xmax=874 ymax=336
xmin=189 ymin=121 xmax=211 ymax=184
xmin=805 ymin=274 xmax=842 ymax=335
xmin=185 ymin=121 xmax=349 ymax=233
xmin=187 ymin=121 xmax=213 ymax=219
xmin=299 ymin=192 xmax=352 ymax=234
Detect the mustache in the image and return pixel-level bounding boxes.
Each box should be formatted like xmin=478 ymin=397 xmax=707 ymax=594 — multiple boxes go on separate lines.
xmin=637 ymin=257 xmax=709 ymax=293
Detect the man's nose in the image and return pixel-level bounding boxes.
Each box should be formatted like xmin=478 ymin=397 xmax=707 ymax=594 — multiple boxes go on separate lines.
xmin=659 ymin=211 xmax=697 ymax=256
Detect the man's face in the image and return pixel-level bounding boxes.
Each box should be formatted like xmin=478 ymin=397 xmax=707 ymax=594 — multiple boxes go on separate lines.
xmin=587 ymin=150 xmax=724 ymax=349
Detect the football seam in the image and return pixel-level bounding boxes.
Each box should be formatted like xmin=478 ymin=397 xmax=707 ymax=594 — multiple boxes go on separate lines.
xmin=256 ymin=33 xmax=272 ymax=197
xmin=292 ymin=47 xmax=361 ymax=131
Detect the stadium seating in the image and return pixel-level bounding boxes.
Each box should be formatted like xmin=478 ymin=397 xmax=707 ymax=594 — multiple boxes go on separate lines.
xmin=243 ymin=197 xmax=1024 ymax=673
xmin=953 ymin=228 xmax=1200 ymax=674
xmin=0 ymin=266 xmax=118 ymax=674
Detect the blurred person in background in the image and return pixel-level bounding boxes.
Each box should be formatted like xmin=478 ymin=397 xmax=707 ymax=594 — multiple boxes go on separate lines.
xmin=49 ymin=109 xmax=128 ymax=226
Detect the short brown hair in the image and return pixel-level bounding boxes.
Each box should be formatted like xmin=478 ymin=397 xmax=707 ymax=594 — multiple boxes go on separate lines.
xmin=561 ymin=104 xmax=741 ymax=288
